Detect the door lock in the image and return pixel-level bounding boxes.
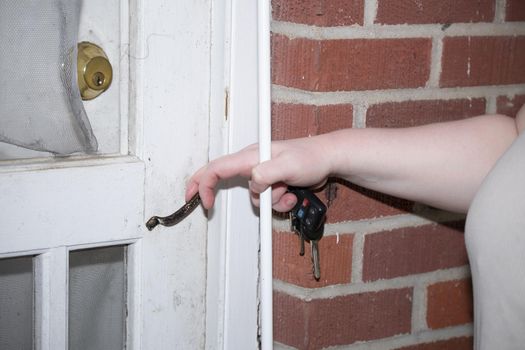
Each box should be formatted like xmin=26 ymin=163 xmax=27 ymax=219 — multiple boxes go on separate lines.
xmin=77 ymin=41 xmax=113 ymax=100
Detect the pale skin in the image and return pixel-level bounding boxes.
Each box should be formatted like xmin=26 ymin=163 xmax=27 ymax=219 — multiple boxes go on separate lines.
xmin=186 ymin=105 xmax=525 ymax=214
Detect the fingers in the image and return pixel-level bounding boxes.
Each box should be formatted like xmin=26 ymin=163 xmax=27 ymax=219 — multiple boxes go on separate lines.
xmin=186 ymin=146 xmax=259 ymax=209
xmin=249 ymin=184 xmax=297 ymax=212
xmin=185 ymin=139 xmax=329 ymax=211
xmin=250 ymin=155 xmax=297 ymax=194
xmin=272 ymin=192 xmax=297 ymax=212
xmin=185 ymin=180 xmax=199 ymax=201
xmin=310 ymin=178 xmax=328 ymax=191
xmin=249 ymin=181 xmax=286 ymax=204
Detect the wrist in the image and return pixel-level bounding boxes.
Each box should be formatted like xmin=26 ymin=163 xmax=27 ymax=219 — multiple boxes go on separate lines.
xmin=316 ymin=129 xmax=354 ymax=178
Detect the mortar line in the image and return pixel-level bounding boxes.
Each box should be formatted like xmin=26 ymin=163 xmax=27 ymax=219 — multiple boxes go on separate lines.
xmin=363 ymin=0 xmax=378 ymax=27
xmin=486 ymin=95 xmax=498 ymax=114
xmin=350 ymin=232 xmax=365 ymax=283
xmin=271 ymin=21 xmax=525 ymax=39
xmin=427 ymin=35 xmax=444 ymax=88
xmin=273 ymin=266 xmax=471 ymax=300
xmin=274 ymin=341 xmax=298 ymax=350
xmin=352 ymin=103 xmax=367 ymax=129
xmin=272 ymin=84 xmax=525 ymax=106
xmin=411 ymin=280 xmax=429 ymax=333
xmin=495 ymin=0 xmax=507 ymax=24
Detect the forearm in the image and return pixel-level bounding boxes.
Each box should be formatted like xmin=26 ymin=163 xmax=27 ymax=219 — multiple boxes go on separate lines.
xmin=324 ymin=114 xmax=519 ymax=213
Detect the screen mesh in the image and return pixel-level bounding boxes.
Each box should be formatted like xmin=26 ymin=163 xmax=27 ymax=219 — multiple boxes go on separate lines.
xmin=0 ymin=256 xmax=34 ymax=350
xmin=69 ymin=246 xmax=126 ymax=350
xmin=0 ymin=0 xmax=98 ymax=155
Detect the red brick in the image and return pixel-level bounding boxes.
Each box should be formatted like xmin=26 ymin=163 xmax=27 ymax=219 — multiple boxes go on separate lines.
xmin=506 ymin=0 xmax=525 ymax=21
xmin=272 ymin=103 xmax=353 ymax=140
xmin=317 ymin=105 xmax=354 ymax=133
xmin=272 ymin=34 xmax=432 ymax=91
xmin=427 ymin=279 xmax=473 ymax=329
xmin=273 ymin=103 xmax=317 ymax=140
xmin=321 ymin=180 xmax=414 ymax=223
xmin=273 ymin=230 xmax=353 ymax=288
xmin=395 ymin=337 xmax=473 ymax=350
xmin=497 ymin=94 xmax=525 ymax=118
xmin=362 ymin=221 xmax=468 ymax=281
xmin=366 ymin=98 xmax=486 ymax=128
xmin=274 ymin=289 xmax=413 ymax=348
xmin=274 ymin=292 xmax=308 ymax=348
xmin=272 ymin=0 xmax=364 ymax=26
xmin=376 ymin=0 xmax=494 ymax=24
xmin=441 ymin=36 xmax=525 ymax=88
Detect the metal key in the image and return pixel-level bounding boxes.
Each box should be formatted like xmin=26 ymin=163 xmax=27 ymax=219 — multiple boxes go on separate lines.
xmin=310 ymin=239 xmax=321 ymax=280
xmin=290 ymin=211 xmax=306 ymax=256
xmin=289 ymin=187 xmax=326 ymax=281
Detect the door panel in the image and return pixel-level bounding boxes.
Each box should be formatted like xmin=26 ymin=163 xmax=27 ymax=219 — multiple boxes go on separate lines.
xmin=0 ymin=158 xmax=144 ymax=253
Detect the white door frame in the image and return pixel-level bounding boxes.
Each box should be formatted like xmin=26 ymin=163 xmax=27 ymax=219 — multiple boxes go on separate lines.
xmin=205 ymin=0 xmax=261 ymax=349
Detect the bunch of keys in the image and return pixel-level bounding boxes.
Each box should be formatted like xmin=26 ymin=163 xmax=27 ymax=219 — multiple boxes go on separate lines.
xmin=288 ymin=187 xmax=327 ymax=281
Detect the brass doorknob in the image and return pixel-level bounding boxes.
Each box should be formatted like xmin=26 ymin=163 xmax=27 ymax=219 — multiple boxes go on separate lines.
xmin=77 ymin=42 xmax=113 ymax=100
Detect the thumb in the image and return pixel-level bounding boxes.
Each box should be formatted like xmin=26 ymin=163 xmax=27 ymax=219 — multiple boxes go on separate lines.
xmin=250 ymin=156 xmax=296 ymax=193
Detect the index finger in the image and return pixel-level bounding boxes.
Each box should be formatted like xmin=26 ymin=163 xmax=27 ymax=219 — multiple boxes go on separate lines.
xmin=186 ymin=146 xmax=260 ymax=208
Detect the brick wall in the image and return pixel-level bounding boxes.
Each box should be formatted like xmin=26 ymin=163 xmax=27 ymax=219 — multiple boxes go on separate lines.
xmin=270 ymin=1 xmax=525 ymax=349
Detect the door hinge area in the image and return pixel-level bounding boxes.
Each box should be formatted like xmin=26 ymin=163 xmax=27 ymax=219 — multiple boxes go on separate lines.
xmin=224 ymin=88 xmax=229 ymax=121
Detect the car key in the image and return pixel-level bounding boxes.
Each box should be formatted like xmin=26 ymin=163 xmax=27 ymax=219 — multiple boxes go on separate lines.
xmin=311 ymin=240 xmax=321 ymax=281
xmin=288 ymin=187 xmax=327 ymax=280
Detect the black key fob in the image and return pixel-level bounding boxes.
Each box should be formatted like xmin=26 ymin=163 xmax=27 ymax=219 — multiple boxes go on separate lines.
xmin=289 ymin=187 xmax=327 ymax=241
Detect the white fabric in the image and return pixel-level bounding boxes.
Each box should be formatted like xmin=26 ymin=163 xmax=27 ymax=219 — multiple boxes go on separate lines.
xmin=466 ymin=130 xmax=525 ymax=349
xmin=0 ymin=0 xmax=98 ymax=155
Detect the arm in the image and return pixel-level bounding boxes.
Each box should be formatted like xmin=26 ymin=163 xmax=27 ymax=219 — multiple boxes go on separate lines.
xmin=329 ymin=114 xmax=518 ymax=213
xmin=187 ymin=113 xmax=522 ymax=214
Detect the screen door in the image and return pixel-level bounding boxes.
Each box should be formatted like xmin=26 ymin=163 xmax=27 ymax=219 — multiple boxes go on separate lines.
xmin=1 ymin=0 xmax=217 ymax=349
xmin=0 ymin=1 xmax=143 ymax=349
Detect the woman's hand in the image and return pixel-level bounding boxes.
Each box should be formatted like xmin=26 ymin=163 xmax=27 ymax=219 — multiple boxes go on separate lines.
xmin=185 ymin=136 xmax=334 ymax=212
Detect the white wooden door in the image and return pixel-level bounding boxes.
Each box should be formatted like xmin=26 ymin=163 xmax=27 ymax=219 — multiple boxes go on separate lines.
xmin=0 ymin=0 xmax=146 ymax=348
xmin=0 ymin=1 xmax=215 ymax=349
xmin=0 ymin=1 xmax=261 ymax=349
